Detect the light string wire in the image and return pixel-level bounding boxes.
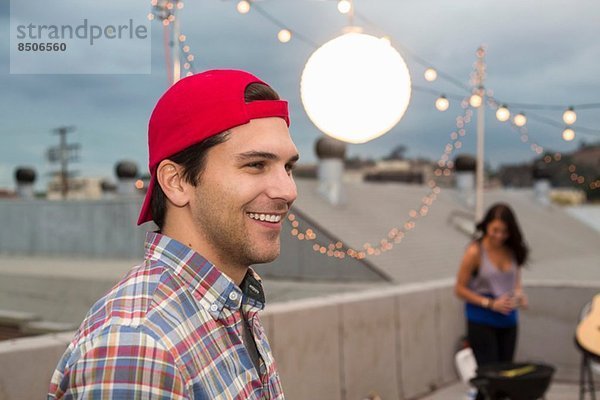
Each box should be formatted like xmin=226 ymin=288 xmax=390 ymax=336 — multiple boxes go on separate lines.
xmin=151 ymin=0 xmax=600 ymax=258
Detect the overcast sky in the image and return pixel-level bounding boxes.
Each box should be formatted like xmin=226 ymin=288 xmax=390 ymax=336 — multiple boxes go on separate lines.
xmin=1 ymin=0 xmax=599 ymax=190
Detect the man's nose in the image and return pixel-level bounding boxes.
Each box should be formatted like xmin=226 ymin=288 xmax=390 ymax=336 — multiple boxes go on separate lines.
xmin=267 ymin=167 xmax=297 ymax=204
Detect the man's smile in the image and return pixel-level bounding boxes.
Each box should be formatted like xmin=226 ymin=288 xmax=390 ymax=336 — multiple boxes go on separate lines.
xmin=246 ymin=212 xmax=283 ymax=223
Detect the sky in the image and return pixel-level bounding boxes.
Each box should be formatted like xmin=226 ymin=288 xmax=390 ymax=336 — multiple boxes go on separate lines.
xmin=1 ymin=0 xmax=599 ymax=190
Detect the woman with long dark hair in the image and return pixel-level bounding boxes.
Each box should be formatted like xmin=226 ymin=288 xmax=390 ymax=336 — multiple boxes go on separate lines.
xmin=455 ymin=203 xmax=529 ymax=369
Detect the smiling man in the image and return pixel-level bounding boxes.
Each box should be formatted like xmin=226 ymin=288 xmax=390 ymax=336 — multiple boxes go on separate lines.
xmin=48 ymin=70 xmax=298 ymax=399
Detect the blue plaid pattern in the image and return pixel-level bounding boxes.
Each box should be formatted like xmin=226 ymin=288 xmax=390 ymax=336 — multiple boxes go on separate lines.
xmin=48 ymin=232 xmax=284 ymax=399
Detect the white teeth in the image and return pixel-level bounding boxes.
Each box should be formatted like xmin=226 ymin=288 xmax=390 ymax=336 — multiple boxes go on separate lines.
xmin=247 ymin=213 xmax=282 ymax=223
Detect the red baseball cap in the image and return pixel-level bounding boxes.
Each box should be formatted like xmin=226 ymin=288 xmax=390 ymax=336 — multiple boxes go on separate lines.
xmin=137 ymin=69 xmax=290 ymax=225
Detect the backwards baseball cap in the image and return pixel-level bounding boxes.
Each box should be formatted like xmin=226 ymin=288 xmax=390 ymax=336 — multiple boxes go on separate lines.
xmin=137 ymin=69 xmax=290 ymax=225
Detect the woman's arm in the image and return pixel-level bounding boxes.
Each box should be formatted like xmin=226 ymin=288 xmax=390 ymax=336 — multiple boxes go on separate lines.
xmin=514 ymin=267 xmax=528 ymax=309
xmin=454 ymin=242 xmax=492 ymax=308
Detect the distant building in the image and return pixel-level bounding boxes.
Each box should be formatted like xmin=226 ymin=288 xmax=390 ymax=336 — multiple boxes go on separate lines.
xmin=572 ymin=143 xmax=600 ymax=169
xmin=0 ymin=189 xmax=17 ymax=199
xmin=46 ymin=177 xmax=103 ymax=200
xmin=497 ymin=163 xmax=534 ymax=188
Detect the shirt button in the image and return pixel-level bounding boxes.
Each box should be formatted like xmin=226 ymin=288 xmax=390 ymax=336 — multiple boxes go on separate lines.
xmin=210 ymin=304 xmax=218 ymax=312
xmin=229 ymin=292 xmax=239 ymax=301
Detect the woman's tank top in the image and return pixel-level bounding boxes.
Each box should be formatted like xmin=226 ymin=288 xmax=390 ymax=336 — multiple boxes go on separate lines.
xmin=469 ymin=246 xmax=517 ymax=297
xmin=466 ymin=245 xmax=518 ymax=327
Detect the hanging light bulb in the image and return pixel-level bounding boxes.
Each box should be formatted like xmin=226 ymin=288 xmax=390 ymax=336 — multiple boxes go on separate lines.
xmin=337 ymin=0 xmax=352 ymax=14
xmin=513 ymin=113 xmax=527 ymax=127
xmin=424 ymin=68 xmax=437 ymax=82
xmin=562 ymin=128 xmax=575 ymax=141
xmin=563 ymin=107 xmax=576 ymax=125
xmin=469 ymin=93 xmax=483 ymax=108
xmin=237 ymin=0 xmax=251 ymax=14
xmin=435 ymin=95 xmax=449 ymax=111
xmin=496 ymin=105 xmax=510 ymax=122
xmin=277 ymin=29 xmax=292 ymax=43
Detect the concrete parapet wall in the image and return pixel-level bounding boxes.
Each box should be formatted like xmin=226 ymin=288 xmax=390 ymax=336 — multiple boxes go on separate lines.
xmin=0 ymin=198 xmax=148 ymax=259
xmin=0 ymin=280 xmax=597 ymax=399
xmin=0 ymin=332 xmax=74 ymax=400
xmin=263 ymin=280 xmax=464 ymax=400
xmin=0 ymin=199 xmax=387 ymax=282
xmin=518 ymin=280 xmax=600 ymax=382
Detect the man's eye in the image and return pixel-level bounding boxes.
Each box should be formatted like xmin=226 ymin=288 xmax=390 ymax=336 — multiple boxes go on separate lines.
xmin=246 ymin=162 xmax=265 ymax=169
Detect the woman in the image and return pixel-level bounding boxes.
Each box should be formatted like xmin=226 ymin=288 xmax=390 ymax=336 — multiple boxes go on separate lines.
xmin=455 ymin=203 xmax=529 ymax=368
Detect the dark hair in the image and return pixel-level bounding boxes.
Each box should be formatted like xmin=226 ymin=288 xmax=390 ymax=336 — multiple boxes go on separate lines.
xmin=475 ymin=202 xmax=529 ymax=266
xmin=151 ymin=82 xmax=281 ymax=229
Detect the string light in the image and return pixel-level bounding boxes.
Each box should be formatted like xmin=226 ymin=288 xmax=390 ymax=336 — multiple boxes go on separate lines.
xmin=337 ymin=0 xmax=352 ymax=14
xmin=469 ymin=92 xmax=483 ymax=108
xmin=291 ymin=97 xmax=472 ymax=258
xmin=435 ymin=95 xmax=449 ymax=111
xmin=220 ymin=2 xmax=600 ymax=258
xmin=513 ymin=113 xmax=527 ymax=127
xmin=237 ymin=0 xmax=251 ymax=14
xmin=496 ymin=105 xmax=510 ymax=122
xmin=277 ymin=29 xmax=292 ymax=43
xmin=562 ymin=128 xmax=575 ymax=141
xmin=424 ymin=68 xmax=438 ymax=82
xmin=562 ymin=107 xmax=577 ymax=125
xmin=507 ymin=111 xmax=597 ymax=191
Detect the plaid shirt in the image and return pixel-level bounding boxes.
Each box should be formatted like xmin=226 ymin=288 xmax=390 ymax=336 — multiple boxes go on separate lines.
xmin=48 ymin=232 xmax=284 ymax=399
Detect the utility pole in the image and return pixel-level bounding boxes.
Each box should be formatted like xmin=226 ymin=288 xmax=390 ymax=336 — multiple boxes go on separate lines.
xmin=48 ymin=126 xmax=79 ymax=199
xmin=152 ymin=0 xmax=182 ymax=85
xmin=473 ymin=46 xmax=486 ymax=221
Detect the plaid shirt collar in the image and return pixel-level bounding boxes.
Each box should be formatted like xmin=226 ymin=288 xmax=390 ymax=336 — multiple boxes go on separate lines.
xmin=144 ymin=232 xmax=266 ymax=320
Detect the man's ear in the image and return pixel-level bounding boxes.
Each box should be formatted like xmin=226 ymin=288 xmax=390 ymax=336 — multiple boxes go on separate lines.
xmin=156 ymin=160 xmax=190 ymax=208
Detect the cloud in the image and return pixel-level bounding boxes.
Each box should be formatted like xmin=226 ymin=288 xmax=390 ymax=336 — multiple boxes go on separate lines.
xmin=1 ymin=0 xmax=599 ymax=189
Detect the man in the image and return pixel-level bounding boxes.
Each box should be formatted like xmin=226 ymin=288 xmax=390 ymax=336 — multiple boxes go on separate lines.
xmin=48 ymin=70 xmax=298 ymax=399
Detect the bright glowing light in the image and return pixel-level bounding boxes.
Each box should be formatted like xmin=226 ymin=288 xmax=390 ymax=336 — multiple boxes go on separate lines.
xmin=513 ymin=113 xmax=527 ymax=127
xmin=300 ymin=32 xmax=412 ymax=144
xmin=237 ymin=0 xmax=250 ymax=14
xmin=469 ymin=93 xmax=483 ymax=108
xmin=424 ymin=68 xmax=437 ymax=82
xmin=496 ymin=105 xmax=510 ymax=122
xmin=337 ymin=0 xmax=352 ymax=14
xmin=563 ymin=107 xmax=577 ymax=125
xmin=147 ymin=13 xmax=155 ymax=21
xmin=435 ymin=95 xmax=449 ymax=111
xmin=135 ymin=180 xmax=144 ymax=190
xmin=278 ymin=29 xmax=292 ymax=43
xmin=178 ymin=34 xmax=186 ymax=42
xmin=562 ymin=128 xmax=575 ymax=141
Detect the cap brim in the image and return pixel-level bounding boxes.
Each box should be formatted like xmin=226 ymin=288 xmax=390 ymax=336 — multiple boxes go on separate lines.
xmin=137 ymin=175 xmax=155 ymax=225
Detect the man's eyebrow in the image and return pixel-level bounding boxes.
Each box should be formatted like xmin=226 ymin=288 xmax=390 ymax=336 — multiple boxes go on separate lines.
xmin=235 ymin=151 xmax=300 ymax=163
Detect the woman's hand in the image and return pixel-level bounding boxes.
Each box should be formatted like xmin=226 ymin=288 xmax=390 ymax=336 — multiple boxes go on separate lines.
xmin=491 ymin=293 xmax=515 ymax=315
xmin=514 ymin=291 xmax=528 ymax=309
